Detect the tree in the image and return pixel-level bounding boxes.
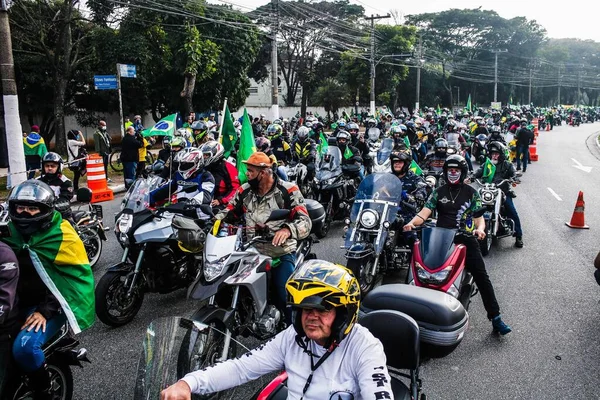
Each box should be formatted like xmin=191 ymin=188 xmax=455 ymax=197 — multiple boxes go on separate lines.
xmin=313 ymin=78 xmax=347 ymax=115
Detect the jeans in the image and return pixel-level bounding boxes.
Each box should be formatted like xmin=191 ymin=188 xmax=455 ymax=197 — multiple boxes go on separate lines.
xmin=464 ymin=152 xmax=473 ymax=171
xmin=504 ymin=196 xmax=522 ymax=237
xmin=516 ymin=144 xmax=529 ymax=171
xmin=26 ymin=162 xmax=40 ymax=179
xmin=101 ymin=153 xmax=109 ymax=176
xmin=123 ymin=161 xmax=137 ymax=189
xmin=73 ymin=167 xmax=82 ymax=191
xmin=276 ymin=166 xmax=288 ymax=182
xmin=13 ymin=310 xmax=66 ymax=373
xmin=454 ymin=235 xmax=501 ymax=320
xmin=271 ymin=253 xmax=296 ymax=323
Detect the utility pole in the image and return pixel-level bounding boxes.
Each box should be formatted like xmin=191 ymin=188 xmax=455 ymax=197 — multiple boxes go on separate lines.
xmin=0 ymin=0 xmax=26 ymax=187
xmin=270 ymin=0 xmax=279 ymax=120
xmin=577 ymin=65 xmax=582 ymax=106
xmin=454 ymin=86 xmax=460 ymax=106
xmin=415 ymin=34 xmax=423 ymax=112
xmin=492 ymin=50 xmax=507 ymax=103
xmin=365 ymin=13 xmax=390 ymax=116
xmin=528 ymin=68 xmax=533 ymax=105
xmin=557 ymin=64 xmax=562 ymax=105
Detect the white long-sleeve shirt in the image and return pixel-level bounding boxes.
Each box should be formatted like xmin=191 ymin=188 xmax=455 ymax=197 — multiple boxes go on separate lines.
xmin=181 ymin=324 xmax=394 ymax=400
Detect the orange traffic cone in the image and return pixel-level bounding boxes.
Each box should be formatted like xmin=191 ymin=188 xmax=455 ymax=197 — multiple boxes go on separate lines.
xmin=546 ymin=123 xmax=550 ymax=131
xmin=566 ymin=191 xmax=589 ymax=229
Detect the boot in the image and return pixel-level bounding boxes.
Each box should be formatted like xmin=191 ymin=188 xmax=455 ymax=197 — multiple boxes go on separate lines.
xmin=492 ymin=315 xmax=512 ymax=335
xmin=515 ymin=237 xmax=523 ymax=248
xmin=27 ymin=365 xmax=53 ymax=400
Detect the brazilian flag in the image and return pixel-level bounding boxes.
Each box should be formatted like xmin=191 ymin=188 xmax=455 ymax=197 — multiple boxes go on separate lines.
xmin=409 ymin=160 xmax=423 ymax=175
xmin=23 ymin=134 xmax=47 ymax=157
xmin=2 ymin=211 xmax=95 ymax=333
xmin=482 ymin=157 xmax=496 ymax=183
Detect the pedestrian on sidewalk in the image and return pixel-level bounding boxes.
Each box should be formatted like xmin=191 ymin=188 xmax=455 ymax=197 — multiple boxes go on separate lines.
xmin=121 ymin=126 xmax=143 ymax=189
xmin=67 ymin=130 xmax=87 ymax=191
xmin=23 ymin=125 xmax=48 ymax=179
xmin=94 ymin=120 xmax=112 ymax=181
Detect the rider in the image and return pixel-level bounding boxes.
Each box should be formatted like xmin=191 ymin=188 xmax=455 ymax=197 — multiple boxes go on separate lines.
xmin=150 ymin=149 xmax=215 ymax=215
xmin=335 ymin=131 xmax=363 ymax=179
xmin=0 ymin=242 xmax=19 ymax=397
xmin=403 ymin=155 xmax=512 ymax=335
xmin=291 ymin=126 xmax=317 ymax=181
xmin=214 ymin=152 xmax=311 ymax=323
xmin=199 ymin=141 xmax=240 ymax=211
xmin=391 ymin=124 xmax=409 ymax=151
xmin=37 ymin=152 xmax=74 ymax=221
xmin=191 ymin=121 xmax=210 ymax=146
xmin=347 ymin=122 xmax=369 ymax=175
xmin=2 ymin=180 xmax=95 ymax=399
xmin=423 ymin=138 xmax=449 ymax=173
xmin=474 ymin=141 xmax=523 ymax=248
xmin=472 ymin=117 xmax=489 ymax=136
xmin=161 ymin=260 xmax=392 ymax=400
xmin=390 ymin=150 xmax=427 ymax=222
xmin=489 ymin=125 xmax=506 ymax=144
xmin=267 ymin=124 xmax=292 ymax=167
xmin=159 ymin=137 xmax=186 ymax=180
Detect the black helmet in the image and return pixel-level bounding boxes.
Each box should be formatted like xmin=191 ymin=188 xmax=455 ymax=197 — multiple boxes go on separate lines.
xmin=487 ymin=141 xmax=507 ymax=162
xmin=8 ymin=180 xmax=56 ymax=235
xmin=434 ymin=138 xmax=448 ymax=157
xmin=41 ymin=152 xmax=64 ymax=179
xmin=389 ymin=150 xmax=412 ymax=175
xmin=443 ymin=155 xmax=468 ymax=185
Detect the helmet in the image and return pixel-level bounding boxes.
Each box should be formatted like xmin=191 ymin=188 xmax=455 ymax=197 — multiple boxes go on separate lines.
xmin=200 ymin=140 xmax=224 ymax=167
xmin=446 ymin=120 xmax=456 ymax=131
xmin=434 ymin=138 xmax=448 ymax=157
xmin=390 ymin=125 xmax=403 ymax=136
xmin=286 ymin=260 xmax=360 ymax=347
xmin=255 ymin=137 xmax=271 ymax=153
xmin=176 ymin=128 xmax=190 ymax=139
xmin=389 ymin=150 xmax=412 ymax=175
xmin=8 ymin=180 xmax=56 ymax=235
xmin=177 ymin=149 xmax=204 ymax=179
xmin=443 ymin=155 xmax=468 ymax=185
xmin=272 ymin=118 xmax=282 ymax=126
xmin=337 ymin=120 xmax=347 ymax=129
xmin=336 ymin=130 xmax=351 ymax=145
xmin=487 ymin=141 xmax=507 ymax=162
xmin=491 ymin=125 xmax=501 ymax=133
xmin=233 ymin=120 xmax=241 ymax=129
xmin=171 ymin=137 xmax=186 ymax=149
xmin=367 ymin=129 xmax=379 ymax=142
xmin=296 ymin=126 xmax=310 ymax=142
xmin=304 ymin=121 xmax=313 ymax=129
xmin=366 ymin=118 xmax=376 ymax=128
xmin=41 ymin=152 xmax=63 ymax=179
xmin=520 ymin=117 xmax=528 ymax=124
xmin=347 ymin=123 xmax=359 ymax=134
xmin=162 ymin=136 xmax=172 ymax=149
xmin=266 ymin=124 xmax=283 ymax=140
xmin=405 ymin=121 xmax=415 ymax=129
xmin=191 ymin=120 xmax=208 ymax=140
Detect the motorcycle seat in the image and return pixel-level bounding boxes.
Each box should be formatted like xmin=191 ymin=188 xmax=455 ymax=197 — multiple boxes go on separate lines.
xmin=72 ymin=210 xmax=87 ymax=223
xmin=305 ymin=199 xmax=325 ymax=234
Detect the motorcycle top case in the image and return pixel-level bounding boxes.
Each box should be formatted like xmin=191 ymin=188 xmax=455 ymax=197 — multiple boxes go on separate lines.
xmin=304 ymin=199 xmax=325 ymax=234
xmin=360 ymin=284 xmax=468 ymax=349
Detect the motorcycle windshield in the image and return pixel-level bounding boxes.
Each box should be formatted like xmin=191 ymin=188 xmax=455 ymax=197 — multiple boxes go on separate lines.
xmin=376 ymin=138 xmax=394 ymax=165
xmin=419 ymin=227 xmax=456 ymax=270
xmin=316 ymin=146 xmax=342 ymax=181
xmin=134 ymin=317 xmax=273 ymax=400
xmin=446 ymin=133 xmax=460 ymax=147
xmin=346 ymin=174 xmax=402 ymax=253
xmin=121 ymin=176 xmax=164 ymax=213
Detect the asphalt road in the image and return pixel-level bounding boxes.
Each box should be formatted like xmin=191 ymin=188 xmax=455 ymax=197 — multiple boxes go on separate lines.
xmin=74 ymin=121 xmax=600 ymax=399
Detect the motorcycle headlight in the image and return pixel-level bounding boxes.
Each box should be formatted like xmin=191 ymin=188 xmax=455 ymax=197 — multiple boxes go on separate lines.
xmin=415 ymin=262 xmax=452 ymax=284
xmin=116 ymin=214 xmax=132 ymax=234
xmin=204 ymin=254 xmax=229 ymax=282
xmin=481 ymin=190 xmax=495 ymax=203
xmin=359 ymin=210 xmax=379 ymax=229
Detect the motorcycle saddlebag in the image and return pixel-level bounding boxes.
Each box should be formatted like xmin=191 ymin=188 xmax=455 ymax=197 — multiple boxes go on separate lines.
xmin=360 ymin=284 xmax=468 ymax=350
xmin=304 ymin=199 xmax=325 ymax=235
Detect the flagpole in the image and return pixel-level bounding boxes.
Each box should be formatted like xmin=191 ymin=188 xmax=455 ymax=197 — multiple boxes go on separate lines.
xmin=218 ymin=97 xmax=228 ymax=144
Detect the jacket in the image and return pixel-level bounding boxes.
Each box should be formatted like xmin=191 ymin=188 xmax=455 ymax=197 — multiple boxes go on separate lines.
xmin=291 ymin=139 xmax=316 ymax=163
xmin=216 ymin=177 xmax=312 ymax=258
xmin=149 ymin=170 xmax=215 ymax=207
xmin=0 ymin=242 xmax=19 ymax=337
xmin=206 ymin=160 xmax=240 ymax=205
xmin=37 ymin=174 xmax=74 ymax=218
xmin=474 ymin=159 xmax=515 ymax=194
xmin=515 ymin=127 xmax=534 ymax=147
xmin=94 ymin=129 xmax=112 ymax=155
xmin=121 ymin=134 xmax=143 ymax=162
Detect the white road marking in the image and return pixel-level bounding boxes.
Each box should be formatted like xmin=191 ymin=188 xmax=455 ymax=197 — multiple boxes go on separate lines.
xmin=547 ymin=187 xmax=563 ymax=201
xmin=571 ymin=158 xmax=593 ymax=173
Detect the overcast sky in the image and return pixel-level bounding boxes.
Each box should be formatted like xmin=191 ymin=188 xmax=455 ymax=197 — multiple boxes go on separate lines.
xmin=211 ymin=0 xmax=600 ymax=42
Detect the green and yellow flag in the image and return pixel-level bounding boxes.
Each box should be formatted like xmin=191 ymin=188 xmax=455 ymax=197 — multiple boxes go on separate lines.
xmin=221 ymin=105 xmax=238 ymax=158
xmin=403 ymin=137 xmax=411 ymax=149
xmin=482 ymin=157 xmax=496 ymax=183
xmin=317 ymin=131 xmax=329 ymax=155
xmin=2 ymin=211 xmax=95 ymax=333
xmin=409 ymin=160 xmax=423 ymax=175
xmin=23 ymin=134 xmax=48 ymax=157
xmin=465 ymin=94 xmax=472 ymax=113
xmin=142 ymin=113 xmax=177 ymax=137
xmin=343 ymin=146 xmax=354 ymax=160
xmin=237 ymin=108 xmax=256 ymax=184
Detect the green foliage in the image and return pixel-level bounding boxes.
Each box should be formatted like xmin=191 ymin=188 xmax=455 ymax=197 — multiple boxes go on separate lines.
xmin=182 ymin=24 xmax=219 ymax=79
xmin=314 ymin=78 xmax=348 ymax=113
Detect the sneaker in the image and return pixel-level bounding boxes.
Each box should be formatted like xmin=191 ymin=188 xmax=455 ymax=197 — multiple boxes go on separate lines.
xmin=107 ymin=178 xmax=114 ymax=183
xmin=515 ymin=237 xmax=523 ymax=248
xmin=516 ymin=166 xmax=521 ymax=171
xmin=492 ymin=315 xmax=512 ymax=335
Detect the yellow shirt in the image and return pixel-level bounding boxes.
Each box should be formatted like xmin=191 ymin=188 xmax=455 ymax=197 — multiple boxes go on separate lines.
xmin=139 ymin=138 xmax=149 ymax=162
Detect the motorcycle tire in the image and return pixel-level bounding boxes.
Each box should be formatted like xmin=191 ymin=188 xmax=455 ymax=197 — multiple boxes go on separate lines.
xmin=479 ymin=220 xmax=492 ymax=257
xmin=80 ymin=229 xmax=103 ymax=268
xmin=95 ymin=270 xmax=145 ymax=327
xmin=11 ymin=359 xmax=74 ymax=400
xmin=346 ymin=258 xmax=376 ymax=294
xmin=315 ymin=217 xmax=330 ymax=239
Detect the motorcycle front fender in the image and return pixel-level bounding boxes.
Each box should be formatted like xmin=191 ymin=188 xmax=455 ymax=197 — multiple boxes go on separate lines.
xmin=190 ymin=305 xmax=235 ymax=328
xmin=106 ymin=262 xmax=134 ymax=273
xmin=345 ymin=242 xmax=375 ymax=259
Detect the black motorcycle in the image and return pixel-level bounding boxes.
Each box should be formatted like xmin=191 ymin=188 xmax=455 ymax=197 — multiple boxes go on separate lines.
xmin=95 ymin=177 xmax=212 ymax=327
xmin=72 ymin=188 xmax=107 ymax=269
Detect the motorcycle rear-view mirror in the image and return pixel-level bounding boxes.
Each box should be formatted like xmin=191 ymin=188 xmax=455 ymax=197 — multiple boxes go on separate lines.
xmin=266 ymin=209 xmax=290 ymax=222
xmin=76 ymin=188 xmax=93 ymax=203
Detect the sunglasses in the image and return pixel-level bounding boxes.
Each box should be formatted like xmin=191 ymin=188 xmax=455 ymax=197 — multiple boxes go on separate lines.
xmin=16 ymin=205 xmax=40 ymax=213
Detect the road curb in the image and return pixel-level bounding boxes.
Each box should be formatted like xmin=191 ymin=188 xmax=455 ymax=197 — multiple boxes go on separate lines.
xmin=108 ymin=184 xmax=126 ymax=195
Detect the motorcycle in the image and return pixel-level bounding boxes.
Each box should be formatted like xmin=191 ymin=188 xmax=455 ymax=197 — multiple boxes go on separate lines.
xmin=72 ymin=188 xmax=107 ymax=269
xmin=343 ymin=173 xmax=409 ymax=293
xmin=476 ymin=179 xmax=516 ymax=256
xmin=471 ymin=133 xmax=488 ymax=163
xmin=312 ymin=146 xmax=356 ymax=239
xmin=95 ymin=176 xmax=212 ymax=327
xmin=284 ymin=161 xmax=312 ymax=199
xmin=3 ymin=323 xmax=90 ymax=400
xmin=371 ymin=137 xmax=394 ymax=173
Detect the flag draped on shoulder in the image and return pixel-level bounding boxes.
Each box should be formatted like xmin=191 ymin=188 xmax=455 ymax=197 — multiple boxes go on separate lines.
xmin=482 ymin=157 xmax=496 ymax=183
xmin=2 ymin=212 xmax=95 ymax=334
xmin=237 ymin=108 xmax=256 ymax=184
xmin=23 ymin=134 xmax=47 ymax=157
xmin=142 ymin=113 xmax=177 ymax=137
xmin=221 ymin=105 xmax=238 ymax=158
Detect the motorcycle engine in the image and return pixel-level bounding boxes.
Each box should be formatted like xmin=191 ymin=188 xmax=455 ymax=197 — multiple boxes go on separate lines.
xmin=253 ymin=305 xmax=281 ymax=338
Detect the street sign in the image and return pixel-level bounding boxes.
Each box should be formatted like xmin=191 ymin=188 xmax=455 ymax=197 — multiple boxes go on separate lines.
xmin=94 ymin=75 xmax=118 ymax=90
xmin=118 ymin=64 xmax=137 ymax=78
xmin=491 ymin=101 xmax=502 ymax=110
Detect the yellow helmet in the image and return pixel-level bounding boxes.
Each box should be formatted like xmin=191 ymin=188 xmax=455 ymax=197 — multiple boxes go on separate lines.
xmin=286 ymin=260 xmax=360 ymax=346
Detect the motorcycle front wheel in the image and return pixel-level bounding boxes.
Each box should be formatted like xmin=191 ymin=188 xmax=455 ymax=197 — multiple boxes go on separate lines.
xmin=80 ymin=228 xmax=103 ymax=268
xmin=347 ymin=258 xmax=376 ymax=294
xmin=95 ymin=270 xmax=145 ymax=327
xmin=479 ymin=220 xmax=493 ymax=257
xmin=12 ymin=359 xmax=73 ymax=400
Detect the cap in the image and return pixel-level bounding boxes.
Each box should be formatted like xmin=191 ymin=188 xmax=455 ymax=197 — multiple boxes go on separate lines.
xmin=210 ymin=113 xmax=215 ymax=117
xmin=242 ymin=152 xmax=273 ymax=168
xmin=31 ymin=125 xmax=40 ymax=133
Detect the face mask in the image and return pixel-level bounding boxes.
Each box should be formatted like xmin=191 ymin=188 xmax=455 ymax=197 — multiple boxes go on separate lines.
xmin=491 ymin=158 xmax=498 ymax=165
xmin=101 ymin=126 xmax=106 ymax=131
xmin=248 ymin=172 xmax=262 ymax=190
xmin=447 ymin=170 xmax=462 ymax=184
